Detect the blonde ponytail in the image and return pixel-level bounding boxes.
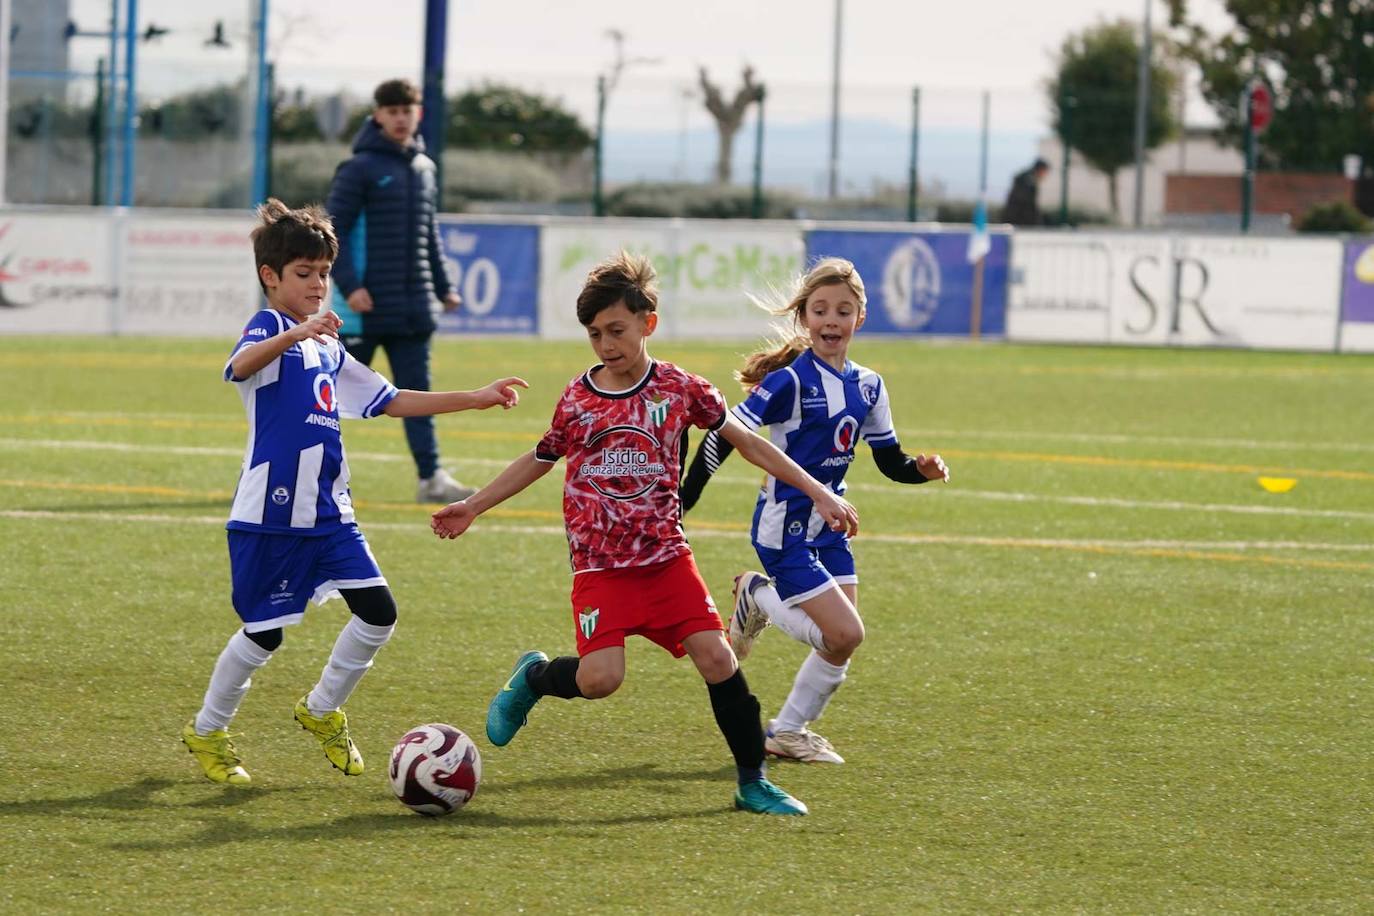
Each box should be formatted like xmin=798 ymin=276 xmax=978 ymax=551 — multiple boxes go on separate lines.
xmin=735 ymin=257 xmax=866 ymax=389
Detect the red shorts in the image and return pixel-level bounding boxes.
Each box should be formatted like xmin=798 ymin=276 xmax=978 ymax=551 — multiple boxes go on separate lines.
xmin=569 ymin=553 xmax=723 ymax=658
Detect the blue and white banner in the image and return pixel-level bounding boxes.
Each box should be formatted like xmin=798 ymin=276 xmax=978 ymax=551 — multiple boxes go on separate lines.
xmin=435 ymin=220 xmax=539 ymax=335
xmin=806 ymin=228 xmax=1009 ymax=336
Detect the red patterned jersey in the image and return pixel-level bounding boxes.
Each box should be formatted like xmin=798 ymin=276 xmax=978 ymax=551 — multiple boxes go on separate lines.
xmin=536 ymin=360 xmax=728 ymax=573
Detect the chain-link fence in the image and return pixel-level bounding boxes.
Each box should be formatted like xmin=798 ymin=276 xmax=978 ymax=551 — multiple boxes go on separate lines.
xmin=5 ymin=0 xmax=261 ymax=208
xmin=7 ymin=5 xmax=1219 ymax=226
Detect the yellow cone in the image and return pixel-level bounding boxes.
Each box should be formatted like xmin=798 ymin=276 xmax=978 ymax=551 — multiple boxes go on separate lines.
xmin=1258 ymin=476 xmax=1297 ymax=493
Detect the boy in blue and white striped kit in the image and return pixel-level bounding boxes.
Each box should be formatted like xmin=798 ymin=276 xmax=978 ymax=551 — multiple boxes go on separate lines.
xmin=181 ymin=198 xmax=526 ymax=785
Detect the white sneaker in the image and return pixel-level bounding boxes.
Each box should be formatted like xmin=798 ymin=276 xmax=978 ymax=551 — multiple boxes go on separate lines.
xmin=765 ymin=727 xmax=845 ymax=764
xmin=728 ymin=572 xmax=772 ymax=660
xmin=417 ymin=468 xmax=477 ymax=503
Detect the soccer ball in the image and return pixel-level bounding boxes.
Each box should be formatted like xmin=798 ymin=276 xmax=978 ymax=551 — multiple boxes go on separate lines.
xmin=388 ymin=723 xmax=482 ymax=816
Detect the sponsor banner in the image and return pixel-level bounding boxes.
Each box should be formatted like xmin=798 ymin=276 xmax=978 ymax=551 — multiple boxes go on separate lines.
xmin=119 ymin=213 xmax=261 ymax=336
xmin=1009 ymin=232 xmax=1342 ymax=351
xmin=539 ymin=220 xmax=804 ymax=340
xmin=1339 ymin=238 xmax=1374 ymax=352
xmin=0 ymin=211 xmax=117 ymax=333
xmin=434 ymin=220 xmax=539 ymax=335
xmin=1341 ymin=238 xmax=1374 ymax=323
xmin=806 ymin=229 xmax=1009 ymax=336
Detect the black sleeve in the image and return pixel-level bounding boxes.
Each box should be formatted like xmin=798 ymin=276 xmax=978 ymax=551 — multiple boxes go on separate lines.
xmin=679 ymin=428 xmax=736 ymax=513
xmin=871 ymin=444 xmax=932 ymax=484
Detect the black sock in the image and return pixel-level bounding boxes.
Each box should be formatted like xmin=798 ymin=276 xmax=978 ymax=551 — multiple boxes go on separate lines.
xmin=525 ymin=656 xmax=584 ymax=699
xmin=707 ymin=668 xmax=766 ymax=785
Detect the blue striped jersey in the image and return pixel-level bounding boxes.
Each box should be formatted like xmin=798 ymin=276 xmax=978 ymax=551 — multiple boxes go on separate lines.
xmin=223 ymin=309 xmax=397 ymax=536
xmin=733 ymin=349 xmax=898 ymax=550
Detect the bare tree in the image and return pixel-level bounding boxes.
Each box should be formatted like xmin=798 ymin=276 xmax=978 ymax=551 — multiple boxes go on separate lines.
xmin=698 ymin=66 xmax=763 ymax=185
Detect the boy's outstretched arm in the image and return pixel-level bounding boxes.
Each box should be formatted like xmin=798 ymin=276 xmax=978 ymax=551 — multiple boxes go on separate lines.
xmin=718 ymin=415 xmax=859 ymax=537
xmin=431 ymin=449 xmax=553 ymax=539
xmin=384 ymin=377 xmax=528 ymax=417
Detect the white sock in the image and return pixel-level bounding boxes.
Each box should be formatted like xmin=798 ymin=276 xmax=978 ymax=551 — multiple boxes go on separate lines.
xmin=194 ymin=630 xmax=274 ymax=735
xmin=772 ymin=651 xmax=849 ymax=734
xmin=754 ymin=581 xmax=827 ymax=651
xmin=305 ymin=617 xmax=394 ymax=715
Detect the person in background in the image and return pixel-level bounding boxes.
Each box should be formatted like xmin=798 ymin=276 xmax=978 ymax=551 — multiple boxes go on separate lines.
xmin=326 ymin=77 xmax=473 ymax=503
xmin=1002 ymin=158 xmax=1050 ymax=227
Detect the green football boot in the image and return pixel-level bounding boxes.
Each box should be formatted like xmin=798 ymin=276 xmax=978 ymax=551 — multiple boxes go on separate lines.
xmin=486 ymin=650 xmax=548 ymax=746
xmin=293 ymin=697 xmax=364 ymax=775
xmin=734 ymin=778 xmax=808 ymax=816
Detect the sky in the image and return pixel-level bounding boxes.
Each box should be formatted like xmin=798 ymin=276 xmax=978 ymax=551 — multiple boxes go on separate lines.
xmin=58 ymin=0 xmax=1237 ymax=195
xmin=65 ymin=0 xmax=1236 ymax=121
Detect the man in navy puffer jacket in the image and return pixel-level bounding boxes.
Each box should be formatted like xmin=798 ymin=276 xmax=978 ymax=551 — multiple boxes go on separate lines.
xmin=326 ymin=78 xmax=474 ymax=503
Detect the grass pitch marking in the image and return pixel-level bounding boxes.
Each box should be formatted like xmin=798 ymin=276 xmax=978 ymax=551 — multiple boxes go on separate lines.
xmin=2 ymin=438 xmax=1371 ymax=523
xmin=3 ymin=508 xmax=1372 ymax=573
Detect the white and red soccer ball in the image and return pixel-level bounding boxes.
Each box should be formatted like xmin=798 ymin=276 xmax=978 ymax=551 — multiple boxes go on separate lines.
xmin=389 ymin=723 xmax=481 ymax=816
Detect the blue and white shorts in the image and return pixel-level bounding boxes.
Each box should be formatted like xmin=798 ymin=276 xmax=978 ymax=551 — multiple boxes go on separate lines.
xmin=227 ymin=524 xmax=387 ymax=632
xmin=752 ymin=540 xmax=857 ymax=606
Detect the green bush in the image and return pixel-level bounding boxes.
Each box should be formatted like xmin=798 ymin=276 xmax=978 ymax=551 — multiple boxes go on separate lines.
xmin=266 ymin=143 xmax=349 ymax=208
xmin=259 ymin=144 xmax=565 ymax=212
xmin=1297 ymin=200 xmax=1372 ymax=233
xmin=932 ymin=199 xmax=1111 ymax=226
xmin=604 ymin=182 xmax=797 ymax=219
xmin=441 ymin=150 xmax=562 ymax=204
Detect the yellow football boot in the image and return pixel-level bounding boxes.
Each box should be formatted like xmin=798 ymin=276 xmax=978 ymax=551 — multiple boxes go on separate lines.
xmin=292 ymin=697 xmax=364 ymax=775
xmin=180 ymin=721 xmax=251 ymax=785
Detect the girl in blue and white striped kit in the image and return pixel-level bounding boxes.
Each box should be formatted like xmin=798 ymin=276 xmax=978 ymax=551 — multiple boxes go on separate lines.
xmin=680 ymin=257 xmax=949 ymax=764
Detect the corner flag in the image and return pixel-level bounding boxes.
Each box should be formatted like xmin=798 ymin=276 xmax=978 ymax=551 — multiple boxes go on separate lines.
xmin=967 ymin=195 xmax=991 ymax=264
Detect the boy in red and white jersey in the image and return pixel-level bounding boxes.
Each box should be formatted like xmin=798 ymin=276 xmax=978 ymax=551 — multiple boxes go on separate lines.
xmin=431 ymin=251 xmax=859 ymax=815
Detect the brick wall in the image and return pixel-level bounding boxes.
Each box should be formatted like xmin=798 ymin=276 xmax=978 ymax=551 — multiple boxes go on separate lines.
xmin=1166 ymin=172 xmax=1352 ymax=218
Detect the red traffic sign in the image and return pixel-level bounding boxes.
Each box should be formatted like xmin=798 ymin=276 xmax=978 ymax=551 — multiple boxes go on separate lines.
xmin=1248 ymin=82 xmax=1273 ymax=133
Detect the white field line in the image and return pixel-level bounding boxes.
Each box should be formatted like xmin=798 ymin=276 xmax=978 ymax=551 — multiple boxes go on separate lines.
xmin=918 ymin=428 xmax=1374 ymax=455
xmin=0 ymin=437 xmax=512 ymax=468
xmin=0 ymin=508 xmax=1370 ymax=556
xmin=8 ymin=411 xmax=1374 ymax=454
xmin=3 ymin=436 xmax=1372 ymax=523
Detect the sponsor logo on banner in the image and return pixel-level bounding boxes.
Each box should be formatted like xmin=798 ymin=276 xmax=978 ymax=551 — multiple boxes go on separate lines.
xmin=1341 ymin=239 xmax=1374 ymax=323
xmin=880 ymin=237 xmax=941 ymax=330
xmin=540 ymin=222 xmax=804 ymax=340
xmin=1008 ymin=232 xmax=1342 ymax=351
xmin=434 ymin=221 xmax=540 ymax=335
xmin=0 ymin=220 xmax=114 ymax=311
xmin=806 ymin=229 xmax=1008 ymax=336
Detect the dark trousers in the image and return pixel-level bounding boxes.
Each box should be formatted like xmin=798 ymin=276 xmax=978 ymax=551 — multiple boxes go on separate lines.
xmin=346 ymin=333 xmax=440 ymax=479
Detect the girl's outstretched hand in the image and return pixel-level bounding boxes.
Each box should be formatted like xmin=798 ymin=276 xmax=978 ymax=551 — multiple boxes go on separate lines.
xmin=917 ymin=453 xmax=949 ymax=483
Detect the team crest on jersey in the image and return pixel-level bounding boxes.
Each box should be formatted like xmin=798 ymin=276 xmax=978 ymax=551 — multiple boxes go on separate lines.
xmin=861 ymin=382 xmax=878 ymax=406
xmin=271 ymin=486 xmax=290 ymax=505
xmin=788 ymin=520 xmax=804 ymax=536
xmin=833 ymin=415 xmax=859 ymax=452
xmin=579 ymin=607 xmax=600 ymax=639
xmin=313 ymin=374 xmax=336 ymax=413
xmin=645 ymin=393 xmax=671 ymax=427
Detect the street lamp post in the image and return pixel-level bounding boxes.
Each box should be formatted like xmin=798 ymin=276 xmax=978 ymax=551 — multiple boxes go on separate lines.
xmin=827 ymin=0 xmax=843 ymax=199
xmin=1131 ymin=0 xmax=1152 ymax=227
